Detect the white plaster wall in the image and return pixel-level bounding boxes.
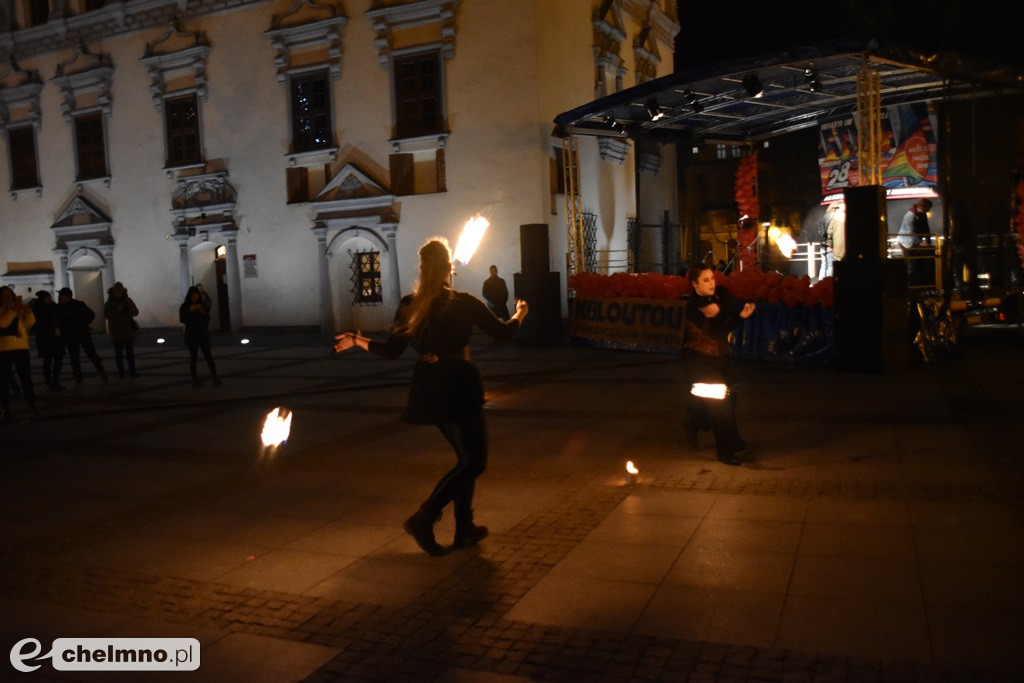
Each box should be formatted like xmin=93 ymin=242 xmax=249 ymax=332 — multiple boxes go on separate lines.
xmin=1 ymin=0 xmax=677 ymax=331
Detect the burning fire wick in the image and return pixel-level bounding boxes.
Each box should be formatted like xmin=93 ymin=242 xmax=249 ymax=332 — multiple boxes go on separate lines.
xmin=259 ymin=407 xmax=293 ymax=460
xmin=691 ymin=383 xmax=728 ymax=400
xmin=453 ymin=215 xmax=489 ymax=267
xmin=626 ymin=460 xmax=639 ymax=484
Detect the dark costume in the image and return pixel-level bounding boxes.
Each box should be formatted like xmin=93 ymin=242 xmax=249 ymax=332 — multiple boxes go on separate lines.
xmin=29 ymin=294 xmax=60 ymax=389
xmin=681 ymin=286 xmax=748 ymax=463
xmin=179 ymin=287 xmax=219 ymax=386
xmin=369 ymin=288 xmax=519 ymax=551
xmin=482 ymin=273 xmax=511 ymax=321
xmin=54 ymin=294 xmax=107 ymax=385
xmin=104 ymin=287 xmax=140 ymax=377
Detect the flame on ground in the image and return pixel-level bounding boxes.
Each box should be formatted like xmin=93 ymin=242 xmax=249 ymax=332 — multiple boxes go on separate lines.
xmin=261 ymin=407 xmax=293 ymax=448
xmin=626 ymin=460 xmax=639 ymax=475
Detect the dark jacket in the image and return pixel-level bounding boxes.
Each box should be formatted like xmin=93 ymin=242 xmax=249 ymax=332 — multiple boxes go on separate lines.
xmin=56 ymin=299 xmax=96 ymax=342
xmin=179 ymin=295 xmax=211 ymax=345
xmin=369 ymin=288 xmax=519 ymax=424
xmin=28 ymin=297 xmax=60 ymax=354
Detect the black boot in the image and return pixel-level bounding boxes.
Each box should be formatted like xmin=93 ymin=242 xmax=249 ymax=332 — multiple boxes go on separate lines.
xmin=453 ymin=507 xmax=488 ymax=548
xmin=403 ymin=506 xmax=447 ymax=556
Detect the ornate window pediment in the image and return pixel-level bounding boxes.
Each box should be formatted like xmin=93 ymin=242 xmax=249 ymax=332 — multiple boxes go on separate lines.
xmin=0 ymin=59 xmax=43 ymax=130
xmin=170 ymin=170 xmax=239 ymax=235
xmin=593 ymin=0 xmax=625 ymax=96
xmin=50 ymin=194 xmax=113 ymax=247
xmin=52 ymin=43 xmax=114 ymax=122
xmin=265 ymin=0 xmax=347 ymax=85
xmin=633 ymin=24 xmax=660 ymax=84
xmin=139 ymin=23 xmax=211 ymax=112
xmin=311 ymin=162 xmax=397 ymax=227
xmin=366 ymin=0 xmax=459 ymax=69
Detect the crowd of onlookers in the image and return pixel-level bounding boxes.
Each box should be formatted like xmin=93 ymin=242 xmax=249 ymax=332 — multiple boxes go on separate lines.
xmin=0 ymin=283 xmax=221 ymax=423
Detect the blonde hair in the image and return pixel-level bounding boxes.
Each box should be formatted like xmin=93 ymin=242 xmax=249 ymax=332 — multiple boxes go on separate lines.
xmin=400 ymin=237 xmax=453 ymax=337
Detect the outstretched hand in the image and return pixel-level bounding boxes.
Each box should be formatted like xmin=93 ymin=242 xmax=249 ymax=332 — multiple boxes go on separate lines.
xmin=333 ymin=331 xmax=368 ymax=353
xmin=513 ymin=298 xmax=529 ymax=320
xmin=739 ymin=302 xmax=756 ymax=319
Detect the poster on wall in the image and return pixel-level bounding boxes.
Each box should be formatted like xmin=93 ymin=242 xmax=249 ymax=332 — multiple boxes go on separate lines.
xmin=817 ymin=102 xmax=938 ymax=195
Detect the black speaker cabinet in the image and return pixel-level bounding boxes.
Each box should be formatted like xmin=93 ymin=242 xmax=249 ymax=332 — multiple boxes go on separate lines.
xmin=834 ymin=259 xmax=909 ymax=372
xmin=513 ymin=271 xmax=562 ymax=346
xmin=842 ymin=185 xmax=887 ymax=260
xmin=520 ymin=223 xmax=550 ymax=274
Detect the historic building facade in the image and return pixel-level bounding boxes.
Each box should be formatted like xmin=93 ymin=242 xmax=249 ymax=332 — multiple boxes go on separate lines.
xmin=1 ymin=0 xmax=678 ymax=333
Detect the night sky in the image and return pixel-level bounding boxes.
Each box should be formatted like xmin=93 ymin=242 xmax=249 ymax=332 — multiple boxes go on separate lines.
xmin=675 ymin=1 xmax=1023 ymax=71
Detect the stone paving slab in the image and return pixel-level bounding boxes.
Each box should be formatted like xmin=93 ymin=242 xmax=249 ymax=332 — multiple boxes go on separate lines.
xmin=2 ymin=331 xmax=1023 ymax=681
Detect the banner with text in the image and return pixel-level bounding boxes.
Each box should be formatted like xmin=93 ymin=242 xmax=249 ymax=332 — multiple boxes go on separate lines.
xmin=570 ymin=297 xmax=686 ymax=353
xmin=818 ymin=102 xmax=938 ymax=195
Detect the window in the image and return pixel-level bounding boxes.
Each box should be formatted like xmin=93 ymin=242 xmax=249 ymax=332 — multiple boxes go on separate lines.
xmin=27 ymin=0 xmax=48 ymax=26
xmin=164 ymin=94 xmax=201 ymax=167
xmin=74 ymin=112 xmax=108 ymax=180
xmin=291 ymin=71 xmax=332 ymax=153
xmin=8 ymin=126 xmax=40 ymax=190
xmin=716 ymin=144 xmax=727 ymax=160
xmin=353 ymin=251 xmax=382 ymax=304
xmin=393 ymin=52 xmax=443 ymax=139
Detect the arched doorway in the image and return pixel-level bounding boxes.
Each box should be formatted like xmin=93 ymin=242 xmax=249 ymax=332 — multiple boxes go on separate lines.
xmin=189 ymin=240 xmax=228 ymax=332
xmin=67 ymin=247 xmax=107 ymax=334
xmin=327 ymin=229 xmax=394 ymax=334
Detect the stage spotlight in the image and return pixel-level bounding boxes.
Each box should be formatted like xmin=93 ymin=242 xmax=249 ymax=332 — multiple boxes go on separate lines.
xmin=645 ymin=99 xmax=666 ymax=121
xmin=804 ymin=67 xmax=821 ymax=92
xmin=742 ymin=74 xmax=764 ymax=98
xmin=683 ymin=90 xmax=703 ymax=113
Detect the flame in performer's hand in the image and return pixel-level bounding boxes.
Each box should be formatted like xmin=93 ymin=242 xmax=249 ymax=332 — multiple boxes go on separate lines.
xmin=691 ymin=383 xmax=728 ymax=400
xmin=453 ymin=215 xmax=490 ymax=266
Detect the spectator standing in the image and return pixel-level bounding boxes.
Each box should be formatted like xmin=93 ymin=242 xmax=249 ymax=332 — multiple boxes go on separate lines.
xmin=104 ymin=282 xmax=140 ymax=378
xmin=29 ymin=291 xmax=62 ymax=390
xmin=0 ymin=286 xmax=39 ymax=422
xmin=54 ymin=287 xmax=108 ymax=387
xmin=179 ymin=285 xmax=221 ymax=387
xmin=481 ymin=265 xmax=511 ymax=321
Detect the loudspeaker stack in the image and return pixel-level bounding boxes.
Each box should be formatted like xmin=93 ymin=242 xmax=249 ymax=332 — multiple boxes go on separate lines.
xmin=514 ymin=224 xmax=562 ymax=346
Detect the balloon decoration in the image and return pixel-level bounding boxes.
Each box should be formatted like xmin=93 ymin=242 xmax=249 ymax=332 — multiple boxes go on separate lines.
xmin=733 ymin=152 xmax=759 ymax=220
xmin=569 ymin=270 xmax=834 ymax=308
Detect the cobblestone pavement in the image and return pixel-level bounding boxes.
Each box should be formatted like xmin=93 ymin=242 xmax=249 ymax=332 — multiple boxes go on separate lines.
xmin=2 ymin=329 xmax=1022 ymax=682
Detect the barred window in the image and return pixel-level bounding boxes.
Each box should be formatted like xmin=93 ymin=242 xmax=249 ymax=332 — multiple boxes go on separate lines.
xmin=352 ymin=251 xmax=382 ymax=305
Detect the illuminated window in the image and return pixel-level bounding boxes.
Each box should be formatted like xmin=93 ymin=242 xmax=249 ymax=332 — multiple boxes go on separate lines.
xmin=164 ymin=94 xmax=201 ymax=167
xmin=716 ymin=144 xmax=727 ymax=160
xmin=353 ymin=251 xmax=382 ymax=305
xmin=8 ymin=126 xmax=39 ymax=190
xmin=291 ymin=71 xmax=332 ymax=153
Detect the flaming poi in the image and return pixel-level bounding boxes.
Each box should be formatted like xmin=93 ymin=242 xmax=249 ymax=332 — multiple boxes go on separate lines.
xmin=453 ymin=214 xmax=490 ymax=266
xmin=261 ymin=407 xmax=293 ymax=450
xmin=690 ymin=383 xmax=728 ymax=400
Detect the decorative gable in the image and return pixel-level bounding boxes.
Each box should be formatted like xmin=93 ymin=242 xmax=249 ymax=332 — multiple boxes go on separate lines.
xmin=139 ymin=23 xmax=211 ymax=111
xmin=265 ymin=0 xmax=347 ymax=85
xmin=50 ymin=195 xmax=113 ymax=247
xmin=52 ymin=43 xmax=114 ymax=122
xmin=366 ymin=0 xmax=459 ymax=69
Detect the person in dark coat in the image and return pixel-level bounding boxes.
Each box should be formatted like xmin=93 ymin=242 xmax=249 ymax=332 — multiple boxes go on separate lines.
xmin=681 ymin=263 xmax=756 ymax=466
xmin=29 ymin=290 xmax=62 ymax=390
xmin=334 ymin=237 xmax=528 ymax=556
xmin=104 ymin=282 xmax=140 ymax=378
xmin=481 ymin=264 xmax=510 ymax=321
xmin=54 ymin=287 xmax=108 ymax=387
xmin=179 ymin=285 xmax=220 ymax=387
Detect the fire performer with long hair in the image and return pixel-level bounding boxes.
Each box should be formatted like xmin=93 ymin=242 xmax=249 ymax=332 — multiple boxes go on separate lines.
xmin=682 ymin=263 xmax=755 ymax=466
xmin=334 ymin=236 xmax=528 ymax=555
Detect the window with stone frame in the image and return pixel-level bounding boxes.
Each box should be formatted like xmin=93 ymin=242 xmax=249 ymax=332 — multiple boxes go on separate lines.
xmin=27 ymin=0 xmax=48 ymax=27
xmin=74 ymin=111 xmax=108 ymax=180
xmin=352 ymin=250 xmax=382 ymax=305
xmin=290 ymin=70 xmax=333 ymax=153
xmin=164 ymin=93 xmax=201 ymax=168
xmin=393 ymin=51 xmax=443 ymax=140
xmin=7 ymin=125 xmax=40 ymax=189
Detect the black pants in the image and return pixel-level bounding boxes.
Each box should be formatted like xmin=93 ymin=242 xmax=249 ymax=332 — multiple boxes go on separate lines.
xmin=113 ymin=339 xmax=137 ymax=376
xmin=422 ymin=412 xmax=488 ymax=526
xmin=54 ymin=336 xmax=105 ymax=382
xmin=187 ymin=339 xmax=217 ymax=378
xmin=683 ymin=353 xmax=744 ymax=458
xmin=1 ymin=349 xmax=36 ymax=414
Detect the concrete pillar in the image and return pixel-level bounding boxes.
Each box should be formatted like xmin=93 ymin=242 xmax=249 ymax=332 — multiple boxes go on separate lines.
xmin=98 ymin=244 xmax=115 ymax=291
xmin=173 ymin=234 xmax=191 ymax=301
xmin=53 ymin=248 xmax=69 ymax=289
xmin=224 ymin=232 xmax=243 ymax=332
xmin=313 ymin=226 xmax=331 ymax=334
xmin=381 ymin=223 xmax=401 ymax=320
